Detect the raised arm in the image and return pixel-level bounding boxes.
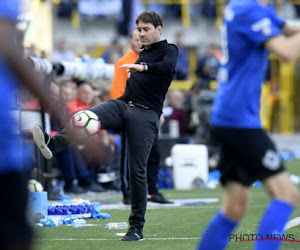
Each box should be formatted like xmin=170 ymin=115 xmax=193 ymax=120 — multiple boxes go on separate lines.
xmin=265 ymin=20 xmax=300 ymax=62
xmin=265 ymin=30 xmax=300 ymax=62
xmin=281 ymin=22 xmax=300 ymax=37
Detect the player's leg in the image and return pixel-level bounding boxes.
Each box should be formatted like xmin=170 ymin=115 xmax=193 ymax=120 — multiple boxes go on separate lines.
xmin=122 ymin=108 xmax=159 ymax=241
xmin=255 ymin=172 xmax=298 ymax=250
xmin=215 ymin=128 xmax=297 ymax=250
xmin=222 ymin=181 xmax=250 ymax=221
xmin=198 ymin=127 xmax=257 ymax=249
xmin=197 ymin=181 xmax=249 ymax=250
xmin=236 ymin=129 xmax=299 ymax=250
xmin=33 ymin=100 xmax=124 ymax=159
xmin=263 ymin=172 xmax=298 ymax=205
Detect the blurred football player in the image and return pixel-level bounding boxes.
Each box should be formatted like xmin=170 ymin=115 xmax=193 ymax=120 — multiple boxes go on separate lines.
xmin=198 ymin=0 xmax=300 ymax=249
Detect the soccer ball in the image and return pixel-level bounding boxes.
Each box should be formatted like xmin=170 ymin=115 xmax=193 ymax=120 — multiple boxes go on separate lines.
xmin=71 ymin=110 xmax=101 ymax=136
xmin=28 ymin=179 xmax=44 ymax=192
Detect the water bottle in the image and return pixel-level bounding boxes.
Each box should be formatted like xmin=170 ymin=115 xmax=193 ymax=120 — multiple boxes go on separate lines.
xmin=48 ymin=206 xmax=56 ymax=215
xmin=169 ymin=120 xmax=179 ymax=138
xmin=72 ymin=218 xmax=86 ymax=228
xmin=105 ymin=222 xmax=128 ymax=229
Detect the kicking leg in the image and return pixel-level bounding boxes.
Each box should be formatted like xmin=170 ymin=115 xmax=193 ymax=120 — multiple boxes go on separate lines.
xmin=33 ymin=100 xmax=124 ymax=159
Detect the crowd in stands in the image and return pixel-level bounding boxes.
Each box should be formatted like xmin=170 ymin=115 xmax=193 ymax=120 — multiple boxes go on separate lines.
xmin=55 ymin=0 xmax=218 ymax=23
xmin=55 ymin=0 xmax=300 ymax=28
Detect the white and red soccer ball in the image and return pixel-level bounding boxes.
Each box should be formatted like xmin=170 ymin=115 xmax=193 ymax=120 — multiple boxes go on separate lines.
xmin=71 ymin=110 xmax=101 ymax=136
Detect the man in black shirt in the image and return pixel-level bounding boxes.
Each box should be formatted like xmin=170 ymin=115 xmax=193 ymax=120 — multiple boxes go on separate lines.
xmin=33 ymin=11 xmax=178 ymax=241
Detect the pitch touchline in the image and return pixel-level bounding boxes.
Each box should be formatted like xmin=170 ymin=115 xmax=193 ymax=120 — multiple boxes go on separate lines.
xmin=285 ymin=217 xmax=300 ymax=230
xmin=36 ymin=237 xmax=199 ymax=241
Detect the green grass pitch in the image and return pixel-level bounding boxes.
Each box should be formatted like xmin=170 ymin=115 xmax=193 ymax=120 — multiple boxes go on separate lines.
xmin=33 ymin=159 xmax=300 ymax=250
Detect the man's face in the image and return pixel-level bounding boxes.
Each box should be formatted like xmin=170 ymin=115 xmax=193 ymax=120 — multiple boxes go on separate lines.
xmin=131 ymin=30 xmax=142 ymax=53
xmin=60 ymin=86 xmax=74 ymax=105
xmin=78 ymin=85 xmax=94 ymax=105
xmin=137 ymin=21 xmax=162 ymax=48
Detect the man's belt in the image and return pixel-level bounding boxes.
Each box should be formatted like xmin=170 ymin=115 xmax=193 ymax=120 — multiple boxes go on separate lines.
xmin=127 ymin=101 xmax=149 ymax=110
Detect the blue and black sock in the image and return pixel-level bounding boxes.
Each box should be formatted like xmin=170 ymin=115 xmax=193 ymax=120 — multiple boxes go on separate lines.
xmin=197 ymin=210 xmax=238 ymax=250
xmin=255 ymin=199 xmax=293 ymax=250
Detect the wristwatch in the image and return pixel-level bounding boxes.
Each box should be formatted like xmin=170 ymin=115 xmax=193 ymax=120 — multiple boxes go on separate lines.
xmin=141 ymin=63 xmax=148 ymax=71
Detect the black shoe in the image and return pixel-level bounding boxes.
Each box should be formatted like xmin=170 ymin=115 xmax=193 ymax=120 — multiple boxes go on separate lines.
xmin=102 ymin=180 xmax=120 ymax=191
xmin=64 ymin=184 xmax=87 ymax=194
xmin=121 ymin=228 xmax=143 ymax=241
xmin=148 ymin=193 xmax=173 ymax=204
xmin=122 ymin=197 xmax=131 ymax=205
xmin=32 ymin=125 xmax=53 ymax=159
xmin=85 ymin=182 xmax=106 ymax=193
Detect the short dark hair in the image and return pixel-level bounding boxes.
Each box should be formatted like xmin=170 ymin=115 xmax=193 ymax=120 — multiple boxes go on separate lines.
xmin=136 ymin=11 xmax=163 ymax=28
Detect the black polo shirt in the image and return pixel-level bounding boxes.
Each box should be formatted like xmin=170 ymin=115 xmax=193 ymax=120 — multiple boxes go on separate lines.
xmin=119 ymin=40 xmax=178 ymax=116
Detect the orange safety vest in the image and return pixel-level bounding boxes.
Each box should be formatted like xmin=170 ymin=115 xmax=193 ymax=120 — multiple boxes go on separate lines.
xmin=110 ymin=47 xmax=139 ymax=99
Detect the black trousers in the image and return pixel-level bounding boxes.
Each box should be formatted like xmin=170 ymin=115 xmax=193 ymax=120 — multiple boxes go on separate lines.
xmin=147 ymin=136 xmax=160 ymax=194
xmin=120 ymin=134 xmax=160 ymax=199
xmin=120 ymin=132 xmax=130 ymax=199
xmin=51 ymin=99 xmax=159 ymax=230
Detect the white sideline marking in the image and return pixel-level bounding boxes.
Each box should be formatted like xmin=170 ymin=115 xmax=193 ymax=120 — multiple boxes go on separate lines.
xmin=66 ymin=224 xmax=99 ymax=227
xmin=36 ymin=237 xmax=199 ymax=241
xmin=99 ymin=198 xmax=219 ymax=210
xmin=116 ymin=233 xmax=126 ymax=236
xmin=285 ymin=217 xmax=300 ymax=230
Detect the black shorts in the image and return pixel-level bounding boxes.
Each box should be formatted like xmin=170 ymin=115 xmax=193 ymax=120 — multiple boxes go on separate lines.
xmin=0 ymin=171 xmax=33 ymax=246
xmin=211 ymin=126 xmax=285 ymax=187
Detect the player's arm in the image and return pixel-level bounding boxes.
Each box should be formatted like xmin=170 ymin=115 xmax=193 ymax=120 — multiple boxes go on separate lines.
xmin=0 ymin=19 xmax=53 ymax=109
xmin=265 ymin=32 xmax=300 ymax=62
xmin=281 ymin=22 xmax=300 ymax=37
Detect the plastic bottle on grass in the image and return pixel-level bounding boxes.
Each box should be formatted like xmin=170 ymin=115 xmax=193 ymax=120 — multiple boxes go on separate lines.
xmin=105 ymin=222 xmax=128 ymax=229
xmin=72 ymin=218 xmax=86 ymax=227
